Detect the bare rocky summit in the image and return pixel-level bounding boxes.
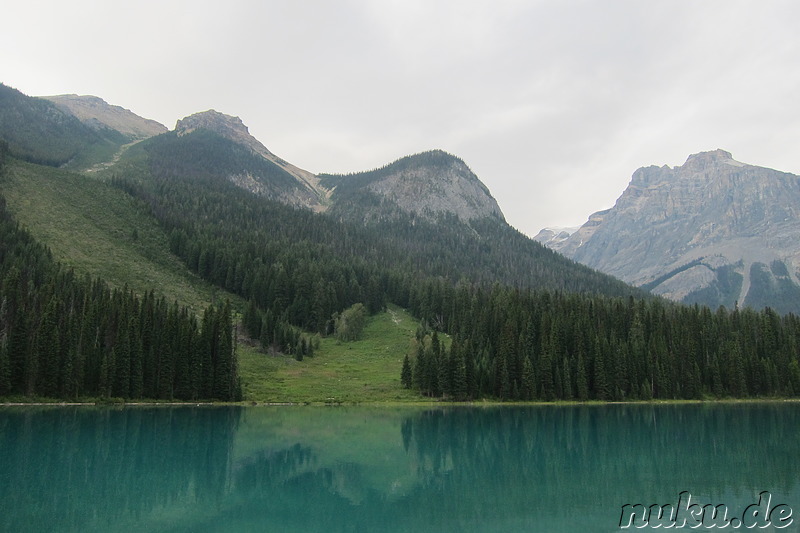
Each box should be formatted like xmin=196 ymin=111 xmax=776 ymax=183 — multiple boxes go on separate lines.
xmin=367 ymin=152 xmax=504 ymax=222
xmin=542 ymin=150 xmax=800 ymax=313
xmin=42 ymin=94 xmax=167 ymax=140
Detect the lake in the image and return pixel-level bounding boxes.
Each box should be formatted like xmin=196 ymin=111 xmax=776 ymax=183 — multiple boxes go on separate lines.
xmin=0 ymin=403 xmax=797 ymax=532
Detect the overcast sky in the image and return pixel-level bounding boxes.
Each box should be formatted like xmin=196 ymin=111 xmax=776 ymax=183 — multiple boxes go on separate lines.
xmin=3 ymin=0 xmax=799 ymax=235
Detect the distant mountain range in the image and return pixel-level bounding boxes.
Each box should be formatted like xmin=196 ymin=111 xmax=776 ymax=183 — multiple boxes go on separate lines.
xmin=536 ymin=149 xmax=800 ymax=314
xmin=5 ymin=81 xmax=797 ymax=314
xmin=0 ymin=82 xmax=635 ymax=297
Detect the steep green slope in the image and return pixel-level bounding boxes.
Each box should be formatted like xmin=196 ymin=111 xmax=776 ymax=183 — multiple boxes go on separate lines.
xmin=1 ymin=159 xmax=224 ymax=314
xmin=137 ymin=129 xmax=301 ymax=193
xmin=0 ymin=84 xmax=126 ymax=168
xmin=0 ymin=183 xmax=240 ymax=401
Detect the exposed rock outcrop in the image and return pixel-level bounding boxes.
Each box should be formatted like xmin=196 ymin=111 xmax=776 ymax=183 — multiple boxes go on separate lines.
xmin=542 ymin=150 xmax=800 ymax=313
xmin=533 ymin=226 xmax=578 ymax=249
xmin=322 ymin=150 xmax=505 ymax=223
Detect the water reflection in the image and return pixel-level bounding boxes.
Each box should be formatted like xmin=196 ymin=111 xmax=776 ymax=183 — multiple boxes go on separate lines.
xmin=0 ymin=404 xmax=797 ymax=532
xmin=0 ymin=406 xmax=241 ymax=533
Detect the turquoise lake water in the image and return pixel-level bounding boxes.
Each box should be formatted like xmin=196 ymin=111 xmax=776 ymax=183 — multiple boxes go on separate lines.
xmin=0 ymin=403 xmax=797 ymax=532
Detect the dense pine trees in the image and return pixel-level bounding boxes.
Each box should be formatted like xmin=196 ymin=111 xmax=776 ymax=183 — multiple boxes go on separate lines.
xmin=0 ymin=195 xmax=240 ymax=401
xmin=404 ymin=283 xmax=800 ymax=401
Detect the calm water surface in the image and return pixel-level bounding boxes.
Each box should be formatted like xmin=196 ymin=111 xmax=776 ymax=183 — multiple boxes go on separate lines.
xmin=0 ymin=404 xmax=798 ymax=532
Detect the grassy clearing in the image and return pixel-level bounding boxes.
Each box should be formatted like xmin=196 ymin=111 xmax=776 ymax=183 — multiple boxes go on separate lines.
xmin=1 ymin=159 xmax=231 ymax=314
xmin=238 ymin=304 xmax=428 ymax=403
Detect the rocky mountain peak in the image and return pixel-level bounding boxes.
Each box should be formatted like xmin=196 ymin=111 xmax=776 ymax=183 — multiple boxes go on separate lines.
xmin=686 ymin=148 xmax=733 ymax=163
xmin=682 ymin=149 xmax=740 ymax=172
xmin=539 ymin=150 xmax=800 ymax=313
xmin=174 ymin=110 xmax=325 ymax=206
xmin=175 ymin=110 xmax=266 ymax=150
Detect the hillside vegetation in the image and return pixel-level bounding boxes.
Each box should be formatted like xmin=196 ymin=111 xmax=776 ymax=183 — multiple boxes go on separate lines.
xmin=238 ymin=305 xmax=424 ymax=403
xmin=1 ymin=160 xmax=224 ymax=314
xmin=0 ymin=84 xmax=126 ymax=168
xmin=2 ymin=84 xmax=800 ymax=403
xmin=0 ymin=189 xmax=240 ymax=401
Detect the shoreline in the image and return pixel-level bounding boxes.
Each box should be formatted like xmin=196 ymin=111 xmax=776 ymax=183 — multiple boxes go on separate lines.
xmin=2 ymin=397 xmax=799 ymax=407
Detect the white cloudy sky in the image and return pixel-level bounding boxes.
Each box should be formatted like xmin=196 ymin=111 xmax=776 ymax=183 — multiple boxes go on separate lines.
xmin=3 ymin=0 xmax=799 ymax=235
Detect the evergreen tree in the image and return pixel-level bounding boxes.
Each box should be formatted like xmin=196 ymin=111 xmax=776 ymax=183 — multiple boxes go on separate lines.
xmin=449 ymin=341 xmax=468 ymax=401
xmin=520 ymin=356 xmax=535 ymax=401
xmin=576 ymin=353 xmax=589 ymax=401
xmin=401 ymin=353 xmax=412 ymax=389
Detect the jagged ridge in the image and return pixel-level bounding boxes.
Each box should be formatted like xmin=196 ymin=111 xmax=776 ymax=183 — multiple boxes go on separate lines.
xmin=543 ymin=149 xmax=800 ymax=313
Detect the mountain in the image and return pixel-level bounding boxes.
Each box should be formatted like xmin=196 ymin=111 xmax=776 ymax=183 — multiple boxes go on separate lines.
xmin=0 ymin=83 xmax=122 ymax=167
xmin=3 ymin=83 xmax=800 ymax=404
xmin=532 ymin=225 xmax=579 ymax=249
xmin=42 ymin=94 xmax=167 ymax=140
xmin=120 ymin=110 xmax=327 ymax=209
xmin=321 ymin=150 xmax=505 ymax=223
xmin=147 ymin=111 xmax=506 ymax=224
xmin=544 ymin=149 xmax=800 ymax=314
xmin=174 ymin=110 xmax=327 ymax=209
xmin=114 ymin=111 xmax=637 ymax=297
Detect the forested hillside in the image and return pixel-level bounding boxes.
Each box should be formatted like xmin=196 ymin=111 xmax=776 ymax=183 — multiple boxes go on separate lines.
xmin=403 ymin=285 xmax=800 ymax=401
xmin=0 ymin=193 xmax=240 ymax=401
xmin=109 ymin=133 xmax=644 ymax=358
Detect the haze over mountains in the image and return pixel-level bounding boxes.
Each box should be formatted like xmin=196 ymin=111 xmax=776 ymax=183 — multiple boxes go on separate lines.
xmin=536 ymin=149 xmax=800 ymax=314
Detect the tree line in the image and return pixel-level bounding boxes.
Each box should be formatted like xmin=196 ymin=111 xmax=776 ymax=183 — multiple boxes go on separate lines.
xmin=402 ymin=282 xmax=800 ymax=400
xmin=0 ymin=194 xmax=240 ymax=401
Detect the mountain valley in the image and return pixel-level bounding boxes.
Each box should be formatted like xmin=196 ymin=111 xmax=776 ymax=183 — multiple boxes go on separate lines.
xmin=1 ymin=83 xmax=799 ymax=403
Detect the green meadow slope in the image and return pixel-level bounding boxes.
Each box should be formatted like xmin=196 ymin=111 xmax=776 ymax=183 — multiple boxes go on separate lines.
xmin=238 ymin=304 xmax=425 ymax=403
xmin=1 ymin=159 xmax=223 ymax=315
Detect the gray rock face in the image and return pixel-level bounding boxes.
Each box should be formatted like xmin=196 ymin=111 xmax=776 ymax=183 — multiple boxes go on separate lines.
xmin=364 ymin=152 xmax=504 ymax=222
xmin=546 ymin=150 xmax=800 ymax=313
xmin=323 ymin=150 xmax=505 ymax=223
xmin=42 ymin=94 xmax=167 ymax=140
